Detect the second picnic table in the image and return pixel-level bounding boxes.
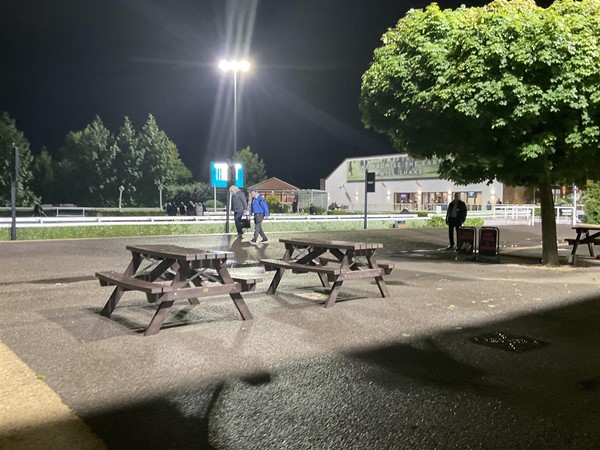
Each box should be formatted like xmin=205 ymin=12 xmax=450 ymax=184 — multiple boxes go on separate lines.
xmin=565 ymin=223 xmax=600 ymax=263
xmin=96 ymin=244 xmax=259 ymax=335
xmin=260 ymin=238 xmax=393 ymax=307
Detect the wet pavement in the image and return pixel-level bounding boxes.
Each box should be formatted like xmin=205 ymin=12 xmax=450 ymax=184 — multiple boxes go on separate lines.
xmin=1 ymin=224 xmax=600 ymax=449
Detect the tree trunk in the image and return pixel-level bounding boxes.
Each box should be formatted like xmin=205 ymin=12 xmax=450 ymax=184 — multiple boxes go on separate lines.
xmin=539 ymin=181 xmax=560 ymax=266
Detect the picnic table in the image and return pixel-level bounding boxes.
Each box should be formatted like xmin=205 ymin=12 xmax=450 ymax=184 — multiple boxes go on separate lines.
xmin=260 ymin=238 xmax=393 ymax=308
xmin=96 ymin=244 xmax=259 ymax=335
xmin=565 ymin=223 xmax=600 ymax=263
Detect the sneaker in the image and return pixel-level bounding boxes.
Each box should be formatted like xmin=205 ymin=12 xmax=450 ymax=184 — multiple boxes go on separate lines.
xmin=446 ymin=244 xmax=454 ymax=250
xmin=260 ymin=239 xmax=269 ymax=243
xmin=237 ymin=234 xmax=243 ymax=238
xmin=250 ymin=240 xmax=257 ymax=245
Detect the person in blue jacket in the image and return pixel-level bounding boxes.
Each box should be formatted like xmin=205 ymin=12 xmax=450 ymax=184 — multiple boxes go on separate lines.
xmin=249 ymin=189 xmax=269 ymax=244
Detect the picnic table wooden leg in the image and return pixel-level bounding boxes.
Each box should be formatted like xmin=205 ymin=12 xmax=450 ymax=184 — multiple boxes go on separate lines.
xmin=266 ymin=268 xmax=286 ymax=294
xmin=144 ymin=299 xmax=175 ymax=336
xmin=215 ymin=262 xmax=253 ymax=319
xmin=100 ymin=286 xmax=124 ymax=317
xmin=366 ymin=252 xmax=390 ymax=297
xmin=317 ymin=273 xmax=329 ymax=287
xmin=229 ymin=292 xmax=253 ymax=320
xmin=324 ymin=279 xmax=344 ymax=308
xmin=585 ymin=232 xmax=595 ymax=256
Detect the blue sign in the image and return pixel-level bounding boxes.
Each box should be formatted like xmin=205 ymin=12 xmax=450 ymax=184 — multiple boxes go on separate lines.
xmin=210 ymin=162 xmax=244 ymax=188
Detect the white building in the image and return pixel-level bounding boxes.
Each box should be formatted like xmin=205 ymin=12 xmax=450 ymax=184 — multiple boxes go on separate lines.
xmin=323 ymin=154 xmax=504 ymax=212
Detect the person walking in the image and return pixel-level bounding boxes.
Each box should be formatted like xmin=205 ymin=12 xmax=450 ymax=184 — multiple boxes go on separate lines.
xmin=230 ymin=185 xmax=248 ymax=238
xmin=249 ymin=189 xmax=269 ymax=244
xmin=445 ymin=193 xmax=467 ymax=250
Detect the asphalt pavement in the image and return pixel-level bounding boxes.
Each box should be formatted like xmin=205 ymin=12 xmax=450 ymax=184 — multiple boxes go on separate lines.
xmin=1 ymin=223 xmax=600 ymax=450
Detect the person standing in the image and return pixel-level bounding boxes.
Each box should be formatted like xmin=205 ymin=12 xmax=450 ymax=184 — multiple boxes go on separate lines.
xmin=445 ymin=193 xmax=467 ymax=250
xmin=249 ymin=189 xmax=269 ymax=244
xmin=230 ymin=185 xmax=248 ymax=238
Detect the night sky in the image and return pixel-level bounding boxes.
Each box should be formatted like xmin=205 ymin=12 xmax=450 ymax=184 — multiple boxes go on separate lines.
xmin=2 ymin=0 xmax=496 ymax=188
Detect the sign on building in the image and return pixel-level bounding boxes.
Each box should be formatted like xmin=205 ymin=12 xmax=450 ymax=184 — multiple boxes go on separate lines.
xmin=346 ymin=155 xmax=440 ymax=182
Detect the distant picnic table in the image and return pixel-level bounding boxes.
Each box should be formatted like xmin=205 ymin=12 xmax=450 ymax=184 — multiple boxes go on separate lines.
xmin=260 ymin=237 xmax=393 ymax=308
xmin=96 ymin=244 xmax=259 ymax=335
xmin=565 ymin=223 xmax=600 ymax=264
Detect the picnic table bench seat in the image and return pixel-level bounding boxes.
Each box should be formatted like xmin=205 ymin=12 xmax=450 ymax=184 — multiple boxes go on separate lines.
xmin=564 ymin=238 xmax=600 ymax=246
xmin=317 ymin=256 xmax=394 ymax=275
xmin=261 ymin=258 xmax=342 ymax=275
xmin=96 ymin=271 xmax=173 ymax=294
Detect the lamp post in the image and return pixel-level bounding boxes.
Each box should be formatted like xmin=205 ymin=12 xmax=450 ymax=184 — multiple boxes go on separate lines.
xmin=157 ymin=183 xmax=164 ymax=210
xmin=118 ymin=185 xmax=124 ymax=210
xmin=219 ymin=58 xmax=250 ymax=233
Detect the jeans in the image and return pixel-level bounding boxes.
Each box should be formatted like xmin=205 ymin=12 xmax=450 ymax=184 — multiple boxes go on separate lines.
xmin=447 ymin=218 xmax=462 ymax=246
xmin=252 ymin=213 xmax=267 ymax=241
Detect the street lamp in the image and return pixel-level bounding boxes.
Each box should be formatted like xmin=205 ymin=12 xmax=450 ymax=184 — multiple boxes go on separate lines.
xmin=219 ymin=58 xmax=250 ymax=233
xmin=219 ymin=59 xmax=251 ymax=157
xmin=157 ymin=183 xmax=164 ymax=210
xmin=118 ymin=185 xmax=125 ymax=210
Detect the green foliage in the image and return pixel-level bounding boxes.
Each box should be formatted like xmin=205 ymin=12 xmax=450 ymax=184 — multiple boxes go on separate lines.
xmin=361 ymin=0 xmax=600 ymax=264
xmin=427 ymin=216 xmax=447 ymax=228
xmin=58 ymin=116 xmax=118 ymax=206
xmin=233 ymin=146 xmax=267 ymax=187
xmin=137 ymin=114 xmax=193 ymax=205
xmin=165 ymin=182 xmax=212 ymax=206
xmin=203 ymin=199 xmax=224 ymax=209
xmin=361 ymin=0 xmax=600 ymax=188
xmin=266 ymin=196 xmax=282 ymax=212
xmin=582 ymin=180 xmax=600 ymax=224
xmin=31 ymin=148 xmax=57 ymax=204
xmin=114 ymin=117 xmax=144 ymax=206
xmin=0 ymin=112 xmax=37 ymax=206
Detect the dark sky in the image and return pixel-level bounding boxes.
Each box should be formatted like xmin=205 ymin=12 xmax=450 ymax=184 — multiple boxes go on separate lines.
xmin=1 ymin=0 xmax=492 ymax=188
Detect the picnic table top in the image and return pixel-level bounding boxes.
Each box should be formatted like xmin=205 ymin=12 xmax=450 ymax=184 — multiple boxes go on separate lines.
xmin=278 ymin=237 xmax=383 ymax=251
xmin=125 ymin=244 xmax=234 ymax=261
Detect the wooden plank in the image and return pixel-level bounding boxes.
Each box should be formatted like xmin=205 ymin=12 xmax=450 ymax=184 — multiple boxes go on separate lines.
xmin=126 ymin=245 xmax=234 ymax=261
xmin=95 ymin=271 xmax=173 ymax=294
xmin=232 ymin=277 xmax=262 ymax=292
xmin=278 ymin=238 xmax=383 ymax=251
xmin=260 ymin=259 xmax=341 ymax=275
xmin=565 ymin=238 xmax=600 ymax=245
xmin=159 ymin=282 xmax=242 ymax=301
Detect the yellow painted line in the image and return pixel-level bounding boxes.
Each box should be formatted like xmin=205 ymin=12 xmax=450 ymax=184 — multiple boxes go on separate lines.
xmin=0 ymin=341 xmax=106 ymax=450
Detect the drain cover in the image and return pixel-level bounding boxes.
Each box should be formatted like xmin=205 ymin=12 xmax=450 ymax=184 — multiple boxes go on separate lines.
xmin=469 ymin=331 xmax=549 ymax=353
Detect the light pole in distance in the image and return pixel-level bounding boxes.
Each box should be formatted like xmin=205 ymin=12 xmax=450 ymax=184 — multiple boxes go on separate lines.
xmin=219 ymin=58 xmax=250 ymax=233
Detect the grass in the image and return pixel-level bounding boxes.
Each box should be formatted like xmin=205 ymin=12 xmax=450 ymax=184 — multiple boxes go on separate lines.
xmin=0 ymin=220 xmax=398 ymax=241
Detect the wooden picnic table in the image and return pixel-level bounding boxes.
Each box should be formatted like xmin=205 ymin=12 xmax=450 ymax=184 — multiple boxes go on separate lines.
xmin=260 ymin=238 xmax=393 ymax=308
xmin=95 ymin=244 xmax=259 ymax=335
xmin=565 ymin=224 xmax=600 ymax=264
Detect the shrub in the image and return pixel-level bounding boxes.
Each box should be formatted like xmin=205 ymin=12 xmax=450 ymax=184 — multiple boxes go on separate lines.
xmin=582 ymin=180 xmax=600 ymax=224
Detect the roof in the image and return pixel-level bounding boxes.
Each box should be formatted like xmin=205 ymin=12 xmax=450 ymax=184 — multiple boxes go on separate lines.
xmin=248 ymin=177 xmax=299 ymax=192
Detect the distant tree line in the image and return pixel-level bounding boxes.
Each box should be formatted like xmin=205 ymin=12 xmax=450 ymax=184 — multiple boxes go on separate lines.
xmin=0 ymin=112 xmax=268 ymax=208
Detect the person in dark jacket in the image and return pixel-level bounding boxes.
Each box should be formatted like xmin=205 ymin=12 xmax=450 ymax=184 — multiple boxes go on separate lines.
xmin=178 ymin=202 xmax=187 ymax=216
xmin=249 ymin=189 xmax=269 ymax=244
xmin=445 ymin=193 xmax=467 ymax=250
xmin=230 ymin=185 xmax=248 ymax=238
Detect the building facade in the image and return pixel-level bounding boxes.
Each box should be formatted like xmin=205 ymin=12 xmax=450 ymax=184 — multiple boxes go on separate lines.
xmin=324 ymin=154 xmax=505 ymax=212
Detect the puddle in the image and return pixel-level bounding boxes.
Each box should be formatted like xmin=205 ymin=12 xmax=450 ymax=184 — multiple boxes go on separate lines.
xmin=469 ymin=331 xmax=549 ymax=353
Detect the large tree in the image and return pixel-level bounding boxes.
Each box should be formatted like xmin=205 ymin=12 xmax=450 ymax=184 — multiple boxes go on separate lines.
xmin=0 ymin=112 xmax=36 ymax=206
xmin=360 ymin=0 xmax=600 ymax=265
xmin=57 ymin=116 xmax=118 ymax=206
xmin=137 ymin=114 xmax=192 ymax=206
xmin=233 ymin=146 xmax=267 ymax=187
xmin=114 ymin=117 xmax=144 ymax=207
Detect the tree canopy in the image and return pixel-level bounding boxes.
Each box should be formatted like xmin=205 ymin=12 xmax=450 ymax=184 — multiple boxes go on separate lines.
xmin=233 ymin=146 xmax=267 ymax=187
xmin=360 ymin=0 xmax=600 ymax=265
xmin=0 ymin=112 xmax=36 ymax=206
